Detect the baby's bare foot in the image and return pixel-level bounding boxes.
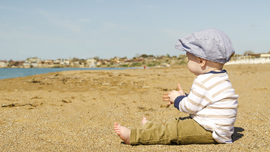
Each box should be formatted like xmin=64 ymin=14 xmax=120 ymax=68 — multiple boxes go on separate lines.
xmin=141 ymin=116 xmax=148 ymax=126
xmin=114 ymin=122 xmax=131 ymax=145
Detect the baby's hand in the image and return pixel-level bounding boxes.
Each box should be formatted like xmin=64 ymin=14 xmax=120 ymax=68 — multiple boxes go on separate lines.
xmin=162 ymin=92 xmax=173 ymax=106
xmin=162 ymin=84 xmax=185 ymax=105
xmin=168 ymin=90 xmax=182 ymax=103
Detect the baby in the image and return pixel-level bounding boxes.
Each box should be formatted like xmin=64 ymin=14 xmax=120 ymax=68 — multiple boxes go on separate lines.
xmin=114 ymin=29 xmax=239 ymax=145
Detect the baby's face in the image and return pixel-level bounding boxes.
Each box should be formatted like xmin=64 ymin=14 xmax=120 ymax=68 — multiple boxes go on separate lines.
xmin=186 ymin=52 xmax=203 ymax=76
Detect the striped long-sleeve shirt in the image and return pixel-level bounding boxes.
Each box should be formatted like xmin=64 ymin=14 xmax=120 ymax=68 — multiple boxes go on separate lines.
xmin=174 ymin=70 xmax=239 ymax=143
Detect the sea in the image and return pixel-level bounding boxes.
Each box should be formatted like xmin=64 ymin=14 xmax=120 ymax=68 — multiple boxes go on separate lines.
xmin=0 ymin=67 xmax=138 ymax=80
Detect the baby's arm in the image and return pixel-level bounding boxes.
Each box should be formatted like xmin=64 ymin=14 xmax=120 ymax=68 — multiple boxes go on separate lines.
xmin=174 ymin=81 xmax=209 ymax=114
xmin=162 ymin=84 xmax=186 ymax=106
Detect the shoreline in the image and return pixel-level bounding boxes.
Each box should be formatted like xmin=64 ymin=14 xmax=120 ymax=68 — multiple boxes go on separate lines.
xmin=0 ymin=67 xmax=143 ymax=80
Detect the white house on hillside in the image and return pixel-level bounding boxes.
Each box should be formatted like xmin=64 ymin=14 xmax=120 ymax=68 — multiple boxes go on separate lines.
xmin=0 ymin=61 xmax=8 ymax=68
xmin=23 ymin=61 xmax=31 ymax=68
xmin=86 ymin=58 xmax=96 ymax=68
xmin=260 ymin=54 xmax=270 ymax=58
xmin=227 ymin=53 xmax=270 ymax=65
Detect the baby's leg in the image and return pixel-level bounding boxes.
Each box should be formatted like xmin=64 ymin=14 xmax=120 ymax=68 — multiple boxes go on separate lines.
xmin=141 ymin=116 xmax=164 ymax=129
xmin=114 ymin=117 xmax=149 ymax=144
xmin=141 ymin=116 xmax=148 ymax=126
xmin=130 ymin=119 xmax=178 ymax=145
xmin=114 ymin=123 xmax=131 ymax=145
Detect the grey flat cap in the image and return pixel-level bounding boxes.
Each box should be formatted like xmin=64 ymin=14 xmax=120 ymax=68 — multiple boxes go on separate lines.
xmin=175 ymin=29 xmax=235 ymax=63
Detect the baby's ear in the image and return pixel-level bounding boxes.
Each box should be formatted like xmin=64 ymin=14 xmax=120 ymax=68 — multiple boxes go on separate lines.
xmin=199 ymin=58 xmax=207 ymax=67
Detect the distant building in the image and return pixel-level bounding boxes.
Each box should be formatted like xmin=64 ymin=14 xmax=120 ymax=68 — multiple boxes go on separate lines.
xmin=24 ymin=57 xmax=41 ymax=68
xmin=10 ymin=61 xmax=24 ymax=68
xmin=63 ymin=60 xmax=70 ymax=65
xmin=23 ymin=61 xmax=31 ymax=68
xmin=44 ymin=60 xmax=54 ymax=67
xmin=260 ymin=54 xmax=270 ymax=58
xmin=247 ymin=54 xmax=261 ymax=58
xmin=0 ymin=60 xmax=8 ymax=68
xmin=29 ymin=57 xmax=41 ymax=63
xmin=86 ymin=58 xmax=96 ymax=68
xmin=96 ymin=61 xmax=102 ymax=66
xmin=31 ymin=62 xmax=38 ymax=68
xmin=73 ymin=61 xmax=80 ymax=65
xmin=53 ymin=59 xmax=61 ymax=65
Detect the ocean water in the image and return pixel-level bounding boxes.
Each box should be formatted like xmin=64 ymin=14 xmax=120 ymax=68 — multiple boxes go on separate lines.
xmin=0 ymin=67 xmax=137 ymax=80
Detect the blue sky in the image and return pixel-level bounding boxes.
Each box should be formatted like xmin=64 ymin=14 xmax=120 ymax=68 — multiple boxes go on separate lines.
xmin=0 ymin=0 xmax=270 ymax=60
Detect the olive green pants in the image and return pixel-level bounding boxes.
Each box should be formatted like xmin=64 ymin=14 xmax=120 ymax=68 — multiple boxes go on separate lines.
xmin=130 ymin=117 xmax=217 ymax=145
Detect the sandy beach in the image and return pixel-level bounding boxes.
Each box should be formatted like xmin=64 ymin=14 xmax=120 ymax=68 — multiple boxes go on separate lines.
xmin=0 ymin=64 xmax=269 ymax=151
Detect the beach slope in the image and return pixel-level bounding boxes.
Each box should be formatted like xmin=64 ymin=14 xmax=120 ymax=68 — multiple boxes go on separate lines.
xmin=0 ymin=64 xmax=269 ymax=151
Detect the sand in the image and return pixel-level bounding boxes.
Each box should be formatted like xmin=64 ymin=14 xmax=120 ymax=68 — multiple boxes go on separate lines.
xmin=0 ymin=64 xmax=269 ymax=151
